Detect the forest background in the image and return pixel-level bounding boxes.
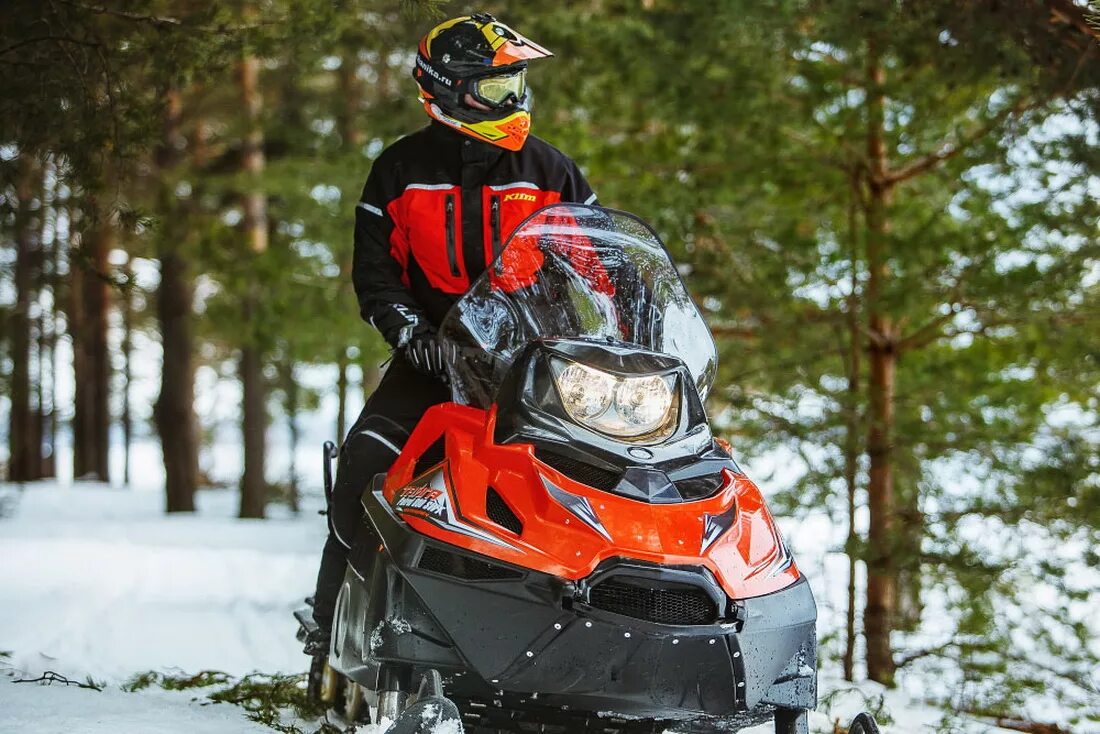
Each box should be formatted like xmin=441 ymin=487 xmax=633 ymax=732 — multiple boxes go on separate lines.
xmin=1 ymin=0 xmax=1098 ymax=730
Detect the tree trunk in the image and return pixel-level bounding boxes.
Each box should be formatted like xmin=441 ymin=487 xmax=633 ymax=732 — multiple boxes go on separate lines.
xmin=7 ymin=152 xmax=40 ymax=482
xmin=862 ymin=35 xmax=897 ymax=687
xmin=121 ymin=260 xmax=133 ymax=487
xmin=335 ymin=50 xmax=361 ymax=446
xmin=336 ymin=352 xmax=349 ymax=442
xmin=69 ymin=206 xmax=87 ymax=479
xmin=843 ymin=175 xmax=862 ymax=683
xmin=284 ymin=361 xmax=301 ymax=514
xmin=32 ymin=304 xmax=45 ymax=481
xmin=40 ymin=174 xmax=59 ymax=480
xmin=337 ymin=49 xmax=365 ymax=149
xmin=70 ymin=195 xmax=112 ymax=484
xmin=155 ymin=85 xmax=200 ymax=512
xmin=236 ymin=44 xmax=269 ymax=519
xmin=238 ymin=54 xmax=268 ymax=256
xmin=239 ymin=344 xmax=268 ymax=518
xmin=157 ymin=253 xmax=199 ymax=512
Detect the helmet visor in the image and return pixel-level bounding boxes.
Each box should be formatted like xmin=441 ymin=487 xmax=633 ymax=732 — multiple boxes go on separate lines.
xmin=473 ymin=69 xmax=527 ymax=108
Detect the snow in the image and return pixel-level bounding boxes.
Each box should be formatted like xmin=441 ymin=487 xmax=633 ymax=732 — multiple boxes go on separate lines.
xmin=0 ymin=482 xmax=324 ymax=679
xmin=0 ymin=479 xmax=1056 ymax=734
xmin=0 ymin=677 xmax=276 ymax=734
xmin=0 ymin=479 xmax=327 ymax=733
xmin=371 ymin=617 xmax=414 ymax=654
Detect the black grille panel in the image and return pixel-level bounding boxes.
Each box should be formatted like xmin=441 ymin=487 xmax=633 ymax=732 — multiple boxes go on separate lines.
xmin=536 ymin=450 xmax=621 ymax=492
xmin=486 ymin=487 xmax=523 ymax=535
xmin=418 ymin=547 xmax=523 ymax=581
xmin=413 ymin=436 xmax=446 ymax=479
xmin=588 ymin=578 xmax=718 ymax=625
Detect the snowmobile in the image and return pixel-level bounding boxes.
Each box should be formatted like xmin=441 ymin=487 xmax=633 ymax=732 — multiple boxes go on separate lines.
xmin=299 ymin=204 xmax=881 ymax=734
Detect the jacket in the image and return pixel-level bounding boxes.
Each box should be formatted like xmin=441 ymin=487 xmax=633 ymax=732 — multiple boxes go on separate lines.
xmin=352 ymin=121 xmax=597 ymax=347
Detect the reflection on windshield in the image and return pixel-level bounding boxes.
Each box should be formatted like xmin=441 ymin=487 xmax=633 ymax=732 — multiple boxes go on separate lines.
xmin=438 ymin=204 xmax=717 ymax=408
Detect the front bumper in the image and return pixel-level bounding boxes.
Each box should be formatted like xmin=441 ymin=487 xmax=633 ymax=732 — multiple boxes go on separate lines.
xmin=359 ymin=482 xmax=817 ymax=719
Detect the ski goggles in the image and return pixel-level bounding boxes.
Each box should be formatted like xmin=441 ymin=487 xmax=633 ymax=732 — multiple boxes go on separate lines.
xmin=471 ymin=69 xmax=527 ymax=108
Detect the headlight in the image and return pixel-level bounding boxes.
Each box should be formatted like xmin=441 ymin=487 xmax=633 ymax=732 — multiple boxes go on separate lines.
xmin=554 ymin=362 xmax=614 ymax=419
xmin=549 ymin=357 xmax=678 ymax=440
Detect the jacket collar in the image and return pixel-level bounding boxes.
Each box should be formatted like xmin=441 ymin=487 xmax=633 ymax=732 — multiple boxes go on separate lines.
xmin=428 ymin=120 xmax=505 ymax=165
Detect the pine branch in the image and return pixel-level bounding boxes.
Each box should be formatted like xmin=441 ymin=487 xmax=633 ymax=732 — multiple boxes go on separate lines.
xmin=709 ymin=325 xmax=760 ymax=338
xmin=0 ymin=35 xmax=101 ymax=57
xmin=880 ymin=97 xmax=1032 ymax=187
xmin=896 ymin=310 xmax=960 ymax=353
xmin=955 ymin=702 xmax=1077 ymax=734
xmin=56 ymin=0 xmax=186 ymax=29
xmin=894 ymin=642 xmax=954 ymax=667
xmin=54 ymin=0 xmax=271 ymax=33
xmin=882 ymin=38 xmax=1096 ymax=189
xmin=1046 ymin=0 xmax=1100 ymax=41
xmin=14 ymin=671 xmax=103 ymax=691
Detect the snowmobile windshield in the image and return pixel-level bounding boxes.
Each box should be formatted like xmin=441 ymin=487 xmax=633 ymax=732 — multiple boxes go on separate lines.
xmin=438 ymin=203 xmax=718 ymax=408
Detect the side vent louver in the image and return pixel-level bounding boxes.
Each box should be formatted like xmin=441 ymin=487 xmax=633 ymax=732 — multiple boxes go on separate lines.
xmin=485 ymin=487 xmax=523 ymax=535
xmin=418 ymin=547 xmax=523 ymax=581
xmin=412 ymin=436 xmax=446 ymax=478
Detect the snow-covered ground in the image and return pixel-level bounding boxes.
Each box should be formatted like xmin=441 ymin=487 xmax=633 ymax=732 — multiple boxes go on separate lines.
xmin=0 ymin=479 xmax=1019 ymax=734
xmin=0 ymin=480 xmax=326 ymax=732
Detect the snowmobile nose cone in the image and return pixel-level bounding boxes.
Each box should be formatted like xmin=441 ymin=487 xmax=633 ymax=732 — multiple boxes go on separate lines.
xmin=615 ymin=466 xmax=682 ymax=503
xmin=384 ymin=695 xmax=463 ymax=734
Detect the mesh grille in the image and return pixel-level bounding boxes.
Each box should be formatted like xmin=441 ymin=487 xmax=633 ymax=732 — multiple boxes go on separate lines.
xmin=537 ymin=450 xmax=621 ymax=492
xmin=588 ymin=578 xmax=718 ymax=625
xmin=673 ymin=474 xmax=726 ymax=500
xmin=418 ymin=547 xmax=523 ymax=581
xmin=486 ymin=487 xmax=523 ymax=535
xmin=413 ymin=436 xmax=446 ymax=479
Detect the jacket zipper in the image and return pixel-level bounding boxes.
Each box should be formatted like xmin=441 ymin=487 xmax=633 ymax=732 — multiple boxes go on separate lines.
xmin=445 ymin=194 xmax=460 ymax=277
xmin=490 ymin=195 xmax=502 ymax=271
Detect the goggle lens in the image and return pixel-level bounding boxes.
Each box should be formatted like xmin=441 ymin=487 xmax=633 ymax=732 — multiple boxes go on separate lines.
xmin=475 ymin=70 xmax=527 ymax=106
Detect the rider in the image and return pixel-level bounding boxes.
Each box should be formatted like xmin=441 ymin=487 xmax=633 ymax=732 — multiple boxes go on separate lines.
xmin=306 ymin=13 xmax=598 ymax=653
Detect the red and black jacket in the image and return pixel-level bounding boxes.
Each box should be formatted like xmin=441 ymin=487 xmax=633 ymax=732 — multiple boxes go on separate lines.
xmin=353 ymin=121 xmax=597 ymax=347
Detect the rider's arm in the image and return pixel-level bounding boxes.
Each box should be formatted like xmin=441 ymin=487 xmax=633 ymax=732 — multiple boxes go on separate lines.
xmin=561 ymin=158 xmax=598 ymax=207
xmin=352 ymin=164 xmax=428 ymax=348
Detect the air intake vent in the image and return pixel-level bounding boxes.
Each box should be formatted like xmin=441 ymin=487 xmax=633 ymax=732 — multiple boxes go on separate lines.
xmin=588 ymin=578 xmax=718 ymax=625
xmin=536 ymin=450 xmax=621 ymax=492
xmin=412 ymin=436 xmax=446 ymax=479
xmin=418 ymin=547 xmax=523 ymax=581
xmin=485 ymin=487 xmax=523 ymax=535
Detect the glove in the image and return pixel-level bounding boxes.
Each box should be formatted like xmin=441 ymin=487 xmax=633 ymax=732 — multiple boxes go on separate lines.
xmin=402 ymin=329 xmax=451 ymax=380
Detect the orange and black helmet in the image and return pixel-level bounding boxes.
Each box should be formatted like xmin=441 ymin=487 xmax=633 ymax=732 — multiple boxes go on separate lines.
xmin=413 ymin=13 xmax=552 ymax=151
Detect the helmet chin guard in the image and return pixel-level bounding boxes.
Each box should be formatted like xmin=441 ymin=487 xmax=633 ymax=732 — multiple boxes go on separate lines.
xmin=421 ymin=99 xmax=532 ymax=152
xmin=413 ymin=13 xmax=552 ymax=151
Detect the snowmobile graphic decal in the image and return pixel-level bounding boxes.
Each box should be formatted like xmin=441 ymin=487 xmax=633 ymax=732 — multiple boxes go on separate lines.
xmin=539 ymin=474 xmax=614 ymax=542
xmin=701 ymin=508 xmax=737 ymax=553
xmin=393 ymin=464 xmax=517 ymax=550
xmin=766 ymin=537 xmax=795 ymax=578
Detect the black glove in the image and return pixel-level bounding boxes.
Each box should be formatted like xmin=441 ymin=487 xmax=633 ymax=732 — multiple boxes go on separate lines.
xmin=402 ymin=330 xmax=451 ymax=380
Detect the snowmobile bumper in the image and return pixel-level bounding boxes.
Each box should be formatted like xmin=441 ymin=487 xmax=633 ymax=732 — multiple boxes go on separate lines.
xmin=356 ymin=483 xmax=817 ymax=722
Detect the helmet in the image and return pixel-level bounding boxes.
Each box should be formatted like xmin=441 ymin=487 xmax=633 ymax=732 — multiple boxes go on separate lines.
xmin=413 ymin=13 xmax=552 ymax=151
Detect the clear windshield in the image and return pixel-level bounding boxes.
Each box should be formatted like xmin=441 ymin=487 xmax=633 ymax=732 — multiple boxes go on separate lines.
xmin=438 ymin=204 xmax=717 ymax=408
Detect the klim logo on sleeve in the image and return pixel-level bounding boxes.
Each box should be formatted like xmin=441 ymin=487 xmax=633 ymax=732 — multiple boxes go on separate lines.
xmin=504 ymin=192 xmax=537 ymax=203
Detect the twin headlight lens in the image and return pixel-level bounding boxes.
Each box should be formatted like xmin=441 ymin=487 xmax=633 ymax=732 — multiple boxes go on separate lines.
xmin=549 ymin=357 xmax=679 ymax=440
